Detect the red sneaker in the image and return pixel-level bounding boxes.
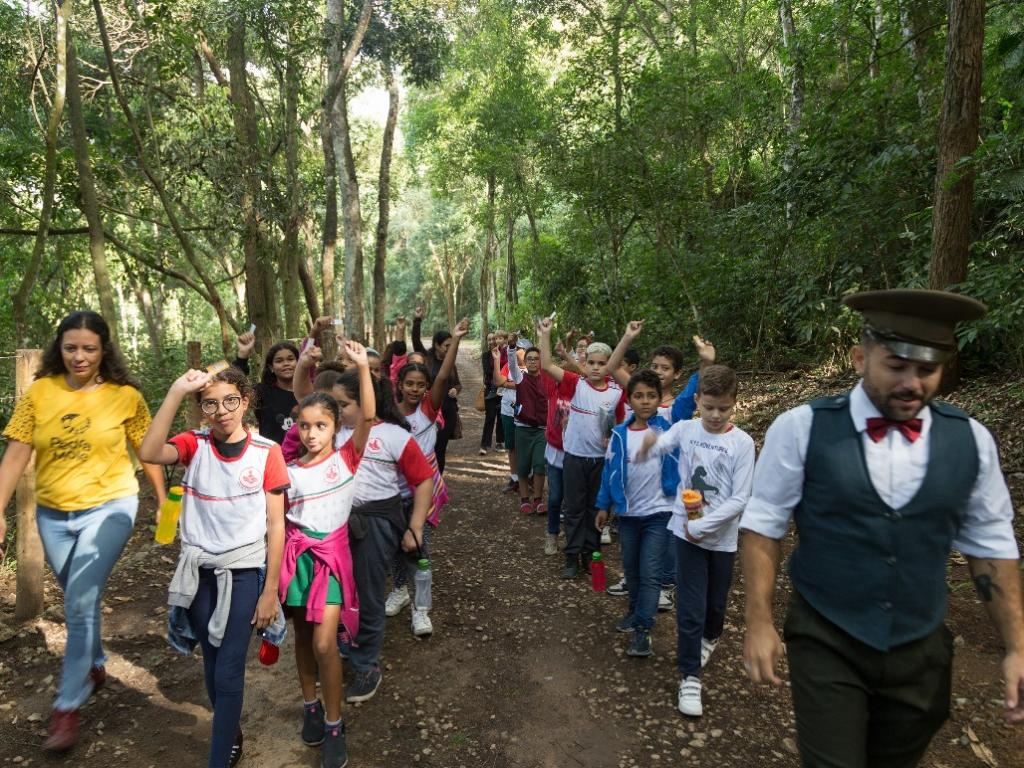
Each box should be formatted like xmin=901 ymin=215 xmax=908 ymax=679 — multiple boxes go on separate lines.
xmin=534 ymin=498 xmax=547 ymax=515
xmin=519 ymin=501 xmax=533 ymax=515
xmin=43 ymin=709 xmax=79 ymax=752
xmin=89 ymin=665 xmax=106 ymax=691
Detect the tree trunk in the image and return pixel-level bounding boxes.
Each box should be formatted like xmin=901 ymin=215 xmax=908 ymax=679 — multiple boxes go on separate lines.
xmin=504 ymin=210 xmax=517 ymax=308
xmin=281 ymin=27 xmax=303 ymax=336
xmin=930 ymin=0 xmax=984 ymax=290
xmin=870 ymin=0 xmax=883 ymax=79
xmin=373 ymin=63 xmax=399 ymax=348
xmin=482 ymin=173 xmax=497 ymax=347
xmin=779 ymin=0 xmax=805 ymax=228
xmin=13 ymin=0 xmax=70 ymax=346
xmin=66 ymin=25 xmax=118 ymax=340
xmin=899 ymin=0 xmax=929 ymax=115
xmin=93 ymin=0 xmax=236 ymax=353
xmin=228 ymin=11 xmax=278 ymax=350
xmin=299 ymin=218 xmax=322 ymax=321
xmin=337 ymin=76 xmax=365 ymax=342
xmin=320 ymin=0 xmax=374 ymax=327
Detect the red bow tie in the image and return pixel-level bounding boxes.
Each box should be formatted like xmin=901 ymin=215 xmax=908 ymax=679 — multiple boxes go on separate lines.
xmin=865 ymin=417 xmax=923 ymax=444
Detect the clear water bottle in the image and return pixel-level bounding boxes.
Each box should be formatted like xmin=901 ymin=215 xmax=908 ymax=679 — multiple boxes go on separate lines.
xmin=413 ymin=558 xmax=432 ymax=611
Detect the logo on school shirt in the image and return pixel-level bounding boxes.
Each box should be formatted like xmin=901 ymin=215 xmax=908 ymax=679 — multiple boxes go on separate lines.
xmin=325 ymin=463 xmax=340 ymax=482
xmin=238 ymin=466 xmax=262 ymax=490
xmin=367 ymin=437 xmax=383 ymax=454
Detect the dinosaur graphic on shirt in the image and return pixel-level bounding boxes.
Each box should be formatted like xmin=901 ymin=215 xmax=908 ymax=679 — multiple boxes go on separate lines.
xmin=691 ymin=466 xmax=720 ymax=501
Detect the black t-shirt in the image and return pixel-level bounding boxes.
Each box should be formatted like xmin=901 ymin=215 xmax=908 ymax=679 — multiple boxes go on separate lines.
xmin=232 ymin=357 xmax=297 ymax=445
xmin=212 ymin=435 xmax=248 ymax=459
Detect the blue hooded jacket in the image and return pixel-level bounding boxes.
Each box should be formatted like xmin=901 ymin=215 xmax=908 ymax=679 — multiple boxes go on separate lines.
xmin=595 ymin=412 xmax=680 ymax=514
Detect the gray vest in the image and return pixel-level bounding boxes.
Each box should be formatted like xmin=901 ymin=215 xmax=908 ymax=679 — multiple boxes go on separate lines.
xmin=789 ymin=394 xmax=978 ymax=651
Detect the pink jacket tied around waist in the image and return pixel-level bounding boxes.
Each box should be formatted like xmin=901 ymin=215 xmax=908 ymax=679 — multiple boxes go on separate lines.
xmin=280 ymin=523 xmax=359 ymax=645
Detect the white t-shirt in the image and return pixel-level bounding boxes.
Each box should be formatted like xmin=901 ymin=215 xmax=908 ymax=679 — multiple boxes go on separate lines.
xmin=170 ymin=430 xmax=289 ymax=555
xmin=544 ymin=443 xmax=564 ymax=470
xmin=285 ymin=441 xmax=360 ymax=532
xmin=649 ymin=420 xmax=756 ymax=552
xmin=404 ymin=400 xmax=440 ymax=457
xmin=352 ymin=422 xmax=434 ymax=503
xmin=558 ymin=372 xmax=625 ymax=458
xmin=499 ymin=364 xmax=517 ymax=417
xmin=620 ymin=425 xmax=674 ymax=517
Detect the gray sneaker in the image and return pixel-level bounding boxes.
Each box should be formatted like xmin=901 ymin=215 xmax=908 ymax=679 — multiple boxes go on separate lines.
xmin=614 ymin=615 xmax=636 ymax=633
xmin=301 ymin=699 xmax=325 ymax=746
xmin=321 ymin=720 xmax=348 ymax=768
xmin=345 ymin=667 xmax=382 ymax=703
xmin=626 ymin=629 xmax=652 ymax=657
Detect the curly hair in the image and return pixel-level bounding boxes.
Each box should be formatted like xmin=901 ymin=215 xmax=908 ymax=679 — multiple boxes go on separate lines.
xmin=261 ymin=341 xmax=300 ymax=386
xmin=650 ymin=345 xmax=685 ymax=373
xmin=194 ymin=366 xmax=255 ymax=404
xmin=627 ymin=369 xmax=663 ymax=398
xmin=36 ymin=311 xmax=139 ymax=388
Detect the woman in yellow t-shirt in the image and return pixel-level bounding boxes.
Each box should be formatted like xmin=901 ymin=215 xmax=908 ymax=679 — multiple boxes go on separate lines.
xmin=0 ymin=311 xmax=165 ymax=752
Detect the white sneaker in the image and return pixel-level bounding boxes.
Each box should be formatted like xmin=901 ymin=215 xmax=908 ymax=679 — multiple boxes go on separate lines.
xmin=600 ymin=525 xmax=612 ymax=545
xmin=411 ymin=608 xmax=433 ymax=637
xmin=385 ymin=586 xmax=410 ymax=617
xmin=544 ymin=533 xmax=558 ymax=556
xmin=606 ymin=577 xmax=628 ymax=597
xmin=700 ymin=637 xmax=719 ymax=668
xmin=658 ymin=587 xmax=675 ymax=612
xmin=678 ymin=676 xmax=703 ymax=717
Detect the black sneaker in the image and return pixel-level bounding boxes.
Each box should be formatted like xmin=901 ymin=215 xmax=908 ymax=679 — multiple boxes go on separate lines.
xmin=229 ymin=731 xmax=243 ymax=768
xmin=606 ymin=577 xmax=628 ymax=597
xmin=302 ymin=700 xmax=325 ymax=747
xmin=626 ymin=629 xmax=652 ymax=658
xmin=560 ymin=555 xmax=578 ymax=580
xmin=345 ymin=667 xmax=382 ymax=703
xmin=614 ymin=616 xmax=636 ymax=633
xmin=321 ymin=721 xmax=348 ymax=768
xmin=579 ymin=553 xmax=591 ymax=575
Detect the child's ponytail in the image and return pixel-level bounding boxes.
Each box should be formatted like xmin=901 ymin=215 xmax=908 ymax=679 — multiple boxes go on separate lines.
xmin=373 ymin=376 xmax=411 ymax=431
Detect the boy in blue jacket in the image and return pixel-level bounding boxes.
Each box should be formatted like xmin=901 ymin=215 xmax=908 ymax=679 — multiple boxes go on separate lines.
xmin=595 ymin=370 xmax=680 ymax=658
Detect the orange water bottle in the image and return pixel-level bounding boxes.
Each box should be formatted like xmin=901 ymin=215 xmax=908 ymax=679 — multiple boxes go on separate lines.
xmin=155 ymin=486 xmax=184 ymax=544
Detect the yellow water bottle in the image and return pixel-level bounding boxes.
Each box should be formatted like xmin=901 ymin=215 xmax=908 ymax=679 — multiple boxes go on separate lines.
xmin=155 ymin=486 xmax=184 ymax=544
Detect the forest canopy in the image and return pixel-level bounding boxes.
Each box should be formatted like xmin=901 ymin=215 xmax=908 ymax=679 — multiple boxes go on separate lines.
xmin=2 ymin=0 xmax=1022 ymax=386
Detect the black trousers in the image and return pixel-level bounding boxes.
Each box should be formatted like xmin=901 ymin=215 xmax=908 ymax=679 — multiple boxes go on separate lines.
xmin=481 ymin=396 xmax=501 ymax=449
xmin=561 ymin=453 xmax=604 ymax=557
xmin=785 ymin=591 xmax=952 ymax=768
xmin=434 ymin=396 xmax=458 ymax=474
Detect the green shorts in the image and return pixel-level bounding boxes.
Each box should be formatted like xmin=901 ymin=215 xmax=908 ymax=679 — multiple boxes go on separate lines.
xmin=501 ymin=415 xmax=517 ymax=450
xmin=515 ymin=425 xmax=547 ymax=478
xmin=284 ymin=530 xmax=342 ymax=607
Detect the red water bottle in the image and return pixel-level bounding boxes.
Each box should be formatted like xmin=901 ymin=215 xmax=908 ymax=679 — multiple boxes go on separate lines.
xmin=591 ymin=552 xmax=606 ymax=592
xmin=258 ymin=639 xmax=279 ymax=666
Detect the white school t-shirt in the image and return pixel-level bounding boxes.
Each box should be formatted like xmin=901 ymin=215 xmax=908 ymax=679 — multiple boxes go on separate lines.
xmin=499 ymin=364 xmax=517 ymax=417
xmin=558 ymin=372 xmax=625 ymax=458
xmin=648 ymin=420 xmax=756 ymax=552
xmin=619 ymin=425 xmax=675 ymax=517
xmin=352 ymin=422 xmax=434 ymax=503
xmin=170 ymin=430 xmax=290 ymax=554
xmin=285 ymin=440 xmax=360 ymax=532
xmin=404 ymin=400 xmax=440 ymax=457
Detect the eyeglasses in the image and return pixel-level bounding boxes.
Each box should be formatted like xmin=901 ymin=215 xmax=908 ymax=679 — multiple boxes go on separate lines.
xmin=200 ymin=395 xmax=243 ymax=415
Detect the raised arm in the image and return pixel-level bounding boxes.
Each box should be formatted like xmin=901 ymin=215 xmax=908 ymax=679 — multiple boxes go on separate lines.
xmin=606 ymin=320 xmax=643 ymax=387
xmin=555 ymin=336 xmax=585 ymax=376
xmin=394 ymin=315 xmax=407 ymax=342
xmin=412 ymin=306 xmax=426 ymax=353
xmin=693 ymin=335 xmax=716 ymax=369
xmin=430 ymin=318 xmax=469 ymax=411
xmin=139 ymin=370 xmax=214 ymax=465
xmin=341 ymin=340 xmax=377 ymax=456
xmin=292 ymin=343 xmax=323 ymax=401
xmin=537 ymin=317 xmax=564 ymax=382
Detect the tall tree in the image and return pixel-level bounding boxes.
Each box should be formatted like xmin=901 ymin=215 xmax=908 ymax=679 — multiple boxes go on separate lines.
xmin=13 ymin=0 xmax=70 ymax=345
xmin=929 ymin=0 xmax=985 ymax=291
xmin=65 ymin=20 xmax=117 ymax=340
xmin=373 ymin=61 xmax=400 ymax=347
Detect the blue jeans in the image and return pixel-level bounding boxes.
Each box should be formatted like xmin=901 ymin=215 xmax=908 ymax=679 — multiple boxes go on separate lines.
xmin=675 ymin=537 xmax=736 ymax=677
xmin=36 ymin=495 xmax=138 ymax=710
xmin=661 ymin=540 xmax=676 ymax=588
xmin=188 ymin=567 xmax=260 ymax=768
xmin=545 ymin=460 xmax=563 ymax=535
xmin=617 ymin=512 xmax=671 ymax=631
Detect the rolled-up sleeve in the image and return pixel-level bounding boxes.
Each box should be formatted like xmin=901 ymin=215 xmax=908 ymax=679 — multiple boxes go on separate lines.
xmin=952 ymin=420 xmax=1019 ymax=560
xmin=739 ymin=404 xmax=813 ymax=540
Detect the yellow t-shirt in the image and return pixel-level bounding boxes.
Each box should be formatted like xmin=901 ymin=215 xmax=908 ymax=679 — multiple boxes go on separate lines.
xmin=2 ymin=375 xmax=152 ymax=511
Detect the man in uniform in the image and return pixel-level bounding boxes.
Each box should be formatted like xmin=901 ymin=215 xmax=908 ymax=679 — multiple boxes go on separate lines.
xmin=739 ymin=289 xmax=1024 ymax=768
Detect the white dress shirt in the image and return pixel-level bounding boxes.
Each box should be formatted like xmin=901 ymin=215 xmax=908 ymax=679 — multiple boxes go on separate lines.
xmin=740 ymin=381 xmax=1018 ymax=559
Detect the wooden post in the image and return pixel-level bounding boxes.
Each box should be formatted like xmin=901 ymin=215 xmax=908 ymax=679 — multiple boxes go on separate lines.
xmin=14 ymin=349 xmax=43 ymax=621
xmin=186 ymin=341 xmax=202 ymax=429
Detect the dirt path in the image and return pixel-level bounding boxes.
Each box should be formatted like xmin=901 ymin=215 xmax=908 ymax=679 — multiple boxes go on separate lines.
xmin=1 ymin=349 xmax=1020 ymax=767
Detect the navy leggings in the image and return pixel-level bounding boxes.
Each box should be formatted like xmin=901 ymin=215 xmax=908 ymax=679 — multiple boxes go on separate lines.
xmin=187 ymin=568 xmax=260 ymax=768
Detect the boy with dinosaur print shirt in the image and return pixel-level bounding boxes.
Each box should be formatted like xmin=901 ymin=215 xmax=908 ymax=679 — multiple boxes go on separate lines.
xmin=638 ymin=365 xmax=755 ymax=718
